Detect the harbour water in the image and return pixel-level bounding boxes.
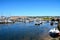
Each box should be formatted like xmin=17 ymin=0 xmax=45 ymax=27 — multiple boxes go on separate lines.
xmin=0 ymin=22 xmax=57 ymax=40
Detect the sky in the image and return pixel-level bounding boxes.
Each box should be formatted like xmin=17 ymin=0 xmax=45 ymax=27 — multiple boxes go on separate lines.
xmin=0 ymin=0 xmax=60 ymax=16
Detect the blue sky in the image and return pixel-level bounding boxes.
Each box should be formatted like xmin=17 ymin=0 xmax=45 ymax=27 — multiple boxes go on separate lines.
xmin=0 ymin=0 xmax=60 ymax=16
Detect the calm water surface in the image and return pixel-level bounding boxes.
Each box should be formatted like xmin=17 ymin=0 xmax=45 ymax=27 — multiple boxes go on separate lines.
xmin=0 ymin=22 xmax=57 ymax=40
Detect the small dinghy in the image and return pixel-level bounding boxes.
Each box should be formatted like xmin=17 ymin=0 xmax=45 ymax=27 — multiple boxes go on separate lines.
xmin=49 ymin=28 xmax=60 ymax=38
xmin=39 ymin=21 xmax=43 ymax=24
xmin=54 ymin=21 xmax=58 ymax=24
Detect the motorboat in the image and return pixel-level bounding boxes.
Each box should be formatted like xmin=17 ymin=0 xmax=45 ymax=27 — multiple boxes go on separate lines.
xmin=49 ymin=28 xmax=60 ymax=38
xmin=0 ymin=20 xmax=14 ymax=24
xmin=35 ymin=22 xmax=40 ymax=25
xmin=54 ymin=21 xmax=58 ymax=24
xmin=39 ymin=21 xmax=43 ymax=24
